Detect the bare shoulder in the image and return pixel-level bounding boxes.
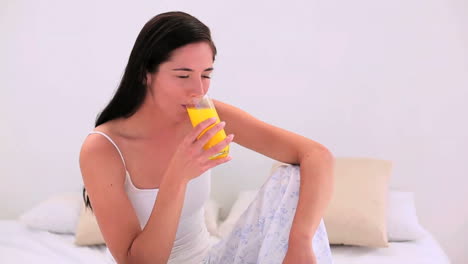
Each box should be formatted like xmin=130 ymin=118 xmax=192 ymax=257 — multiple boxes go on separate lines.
xmin=212 ymin=98 xmax=270 ymax=142
xmin=212 ymin=99 xmax=263 ymax=132
xmin=212 ymin=99 xmax=252 ymax=118
xmin=79 ymin=126 xmax=126 ymax=187
xmin=79 ymin=126 xmax=141 ymax=263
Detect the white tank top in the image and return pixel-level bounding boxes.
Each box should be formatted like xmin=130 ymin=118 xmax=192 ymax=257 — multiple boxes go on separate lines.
xmin=89 ymin=131 xmax=212 ymax=264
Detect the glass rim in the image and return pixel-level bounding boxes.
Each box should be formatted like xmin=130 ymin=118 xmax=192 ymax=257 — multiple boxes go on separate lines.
xmin=186 ymin=94 xmax=213 ymax=108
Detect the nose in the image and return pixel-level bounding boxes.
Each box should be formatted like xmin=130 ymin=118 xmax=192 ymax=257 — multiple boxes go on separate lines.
xmin=189 ymin=76 xmax=206 ymax=98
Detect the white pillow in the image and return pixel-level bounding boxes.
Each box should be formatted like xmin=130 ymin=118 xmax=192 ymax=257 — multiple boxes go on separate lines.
xmin=19 ymin=192 xmax=82 ymax=234
xmin=204 ymin=199 xmax=221 ymax=237
xmin=217 ymin=190 xmax=258 ymax=238
xmin=387 ymin=190 xmax=426 ymax=241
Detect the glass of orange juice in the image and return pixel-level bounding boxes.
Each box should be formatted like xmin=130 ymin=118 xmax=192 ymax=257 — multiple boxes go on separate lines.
xmin=185 ymin=94 xmax=230 ymax=160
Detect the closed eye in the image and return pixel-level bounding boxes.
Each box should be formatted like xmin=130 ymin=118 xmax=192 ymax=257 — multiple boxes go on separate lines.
xmin=177 ymin=76 xmax=211 ymax=79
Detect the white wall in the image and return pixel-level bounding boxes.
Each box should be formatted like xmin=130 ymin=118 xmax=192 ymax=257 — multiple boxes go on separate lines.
xmin=1 ymin=0 xmax=467 ymax=263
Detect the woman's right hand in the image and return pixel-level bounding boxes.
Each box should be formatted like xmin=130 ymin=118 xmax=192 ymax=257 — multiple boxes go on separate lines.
xmin=164 ymin=117 xmax=234 ymax=185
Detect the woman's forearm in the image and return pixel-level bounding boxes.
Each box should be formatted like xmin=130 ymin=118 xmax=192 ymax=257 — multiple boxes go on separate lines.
xmin=127 ymin=171 xmax=188 ymax=264
xmin=288 ymin=148 xmax=334 ymax=245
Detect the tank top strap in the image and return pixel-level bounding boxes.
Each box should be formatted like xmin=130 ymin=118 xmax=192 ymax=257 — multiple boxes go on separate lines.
xmin=88 ymin=131 xmax=127 ymax=170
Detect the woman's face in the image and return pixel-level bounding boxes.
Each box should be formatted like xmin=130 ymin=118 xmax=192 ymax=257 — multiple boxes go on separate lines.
xmin=146 ymin=42 xmax=214 ymax=119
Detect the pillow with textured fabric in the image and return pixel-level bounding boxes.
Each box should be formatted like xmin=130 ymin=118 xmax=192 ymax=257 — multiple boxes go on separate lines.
xmin=323 ymin=157 xmax=392 ymax=247
xmin=74 ymin=203 xmax=105 ymax=246
xmin=19 ymin=192 xmax=82 ymax=234
xmin=271 ymin=157 xmax=392 ymax=248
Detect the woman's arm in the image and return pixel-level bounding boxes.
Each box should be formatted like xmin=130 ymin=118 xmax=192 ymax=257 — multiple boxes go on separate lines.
xmin=288 ymin=149 xmax=334 ymax=245
xmin=80 ymin=136 xmax=187 ymax=264
xmin=128 ymin=170 xmax=188 ymax=264
xmin=214 ymin=99 xmax=334 ymax=243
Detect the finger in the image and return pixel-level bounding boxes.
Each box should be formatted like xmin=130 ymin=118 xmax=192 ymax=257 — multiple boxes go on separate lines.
xmin=189 ymin=117 xmax=218 ymax=142
xmin=203 ymin=134 xmax=234 ymax=158
xmin=195 ymin=121 xmax=226 ymax=148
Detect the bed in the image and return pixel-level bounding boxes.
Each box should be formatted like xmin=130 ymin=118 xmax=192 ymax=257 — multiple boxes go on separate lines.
xmin=331 ymin=229 xmax=451 ymax=263
xmin=0 ymin=159 xmax=452 ymax=263
xmin=0 ymin=219 xmax=450 ymax=264
xmin=0 ymin=220 xmax=108 ymax=263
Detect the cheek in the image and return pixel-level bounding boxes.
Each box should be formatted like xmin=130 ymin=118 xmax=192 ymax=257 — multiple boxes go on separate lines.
xmin=153 ymin=76 xmax=176 ymax=92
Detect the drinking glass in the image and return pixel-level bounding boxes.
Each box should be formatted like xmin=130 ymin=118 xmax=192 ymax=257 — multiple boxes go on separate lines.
xmin=186 ymin=94 xmax=230 ymax=159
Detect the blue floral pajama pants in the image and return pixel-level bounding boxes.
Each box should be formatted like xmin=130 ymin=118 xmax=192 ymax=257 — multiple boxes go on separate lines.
xmin=203 ymin=164 xmax=333 ymax=264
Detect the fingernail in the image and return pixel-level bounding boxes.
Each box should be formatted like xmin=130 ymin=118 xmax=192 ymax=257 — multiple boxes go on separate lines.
xmin=228 ymin=134 xmax=234 ymax=140
xmin=219 ymin=121 xmax=226 ymax=127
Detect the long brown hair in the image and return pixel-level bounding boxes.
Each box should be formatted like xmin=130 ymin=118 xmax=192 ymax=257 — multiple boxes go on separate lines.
xmin=83 ymin=11 xmax=217 ymax=210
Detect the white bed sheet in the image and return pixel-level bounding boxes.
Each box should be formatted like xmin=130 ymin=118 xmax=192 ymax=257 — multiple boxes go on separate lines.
xmin=0 ymin=220 xmax=109 ymax=264
xmin=331 ymin=228 xmax=451 ymax=264
xmin=0 ymin=220 xmax=451 ymax=264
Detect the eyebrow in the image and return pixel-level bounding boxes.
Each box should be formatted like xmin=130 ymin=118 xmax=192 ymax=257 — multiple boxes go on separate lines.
xmin=171 ymin=67 xmax=214 ymax=72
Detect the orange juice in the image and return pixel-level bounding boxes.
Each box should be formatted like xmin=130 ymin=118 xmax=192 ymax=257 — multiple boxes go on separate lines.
xmin=186 ymin=107 xmax=229 ymax=159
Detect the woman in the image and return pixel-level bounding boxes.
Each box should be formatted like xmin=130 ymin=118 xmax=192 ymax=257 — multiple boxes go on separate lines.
xmin=80 ymin=11 xmax=334 ymax=264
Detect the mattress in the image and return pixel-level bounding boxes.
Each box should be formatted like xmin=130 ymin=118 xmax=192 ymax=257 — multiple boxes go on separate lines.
xmin=331 ymin=229 xmax=451 ymax=264
xmin=0 ymin=220 xmax=450 ymax=264
xmin=0 ymin=220 xmax=109 ymax=264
